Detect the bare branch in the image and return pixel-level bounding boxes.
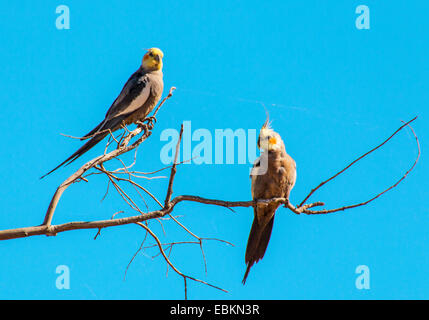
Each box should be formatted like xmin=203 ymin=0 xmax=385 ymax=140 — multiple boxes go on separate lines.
xmin=164 ymin=124 xmax=184 ymax=207
xmin=135 ymin=222 xmax=227 ymax=299
xmin=299 ymin=116 xmax=418 ymax=206
xmin=298 ymin=118 xmax=421 ymax=215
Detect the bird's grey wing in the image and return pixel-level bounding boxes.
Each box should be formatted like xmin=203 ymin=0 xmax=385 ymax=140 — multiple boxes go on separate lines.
xmin=105 ymin=70 xmax=151 ymax=120
xmin=244 ymin=153 xmax=278 ymax=284
xmin=251 ymin=152 xmax=272 ymax=200
xmin=42 ymin=69 xmax=154 ymax=178
xmin=278 ymin=154 xmax=297 ymax=199
xmin=80 ymin=69 xmax=150 ymax=140
xmin=250 ymin=156 xmax=261 ymax=199
xmin=285 ymin=154 xmax=297 ymax=189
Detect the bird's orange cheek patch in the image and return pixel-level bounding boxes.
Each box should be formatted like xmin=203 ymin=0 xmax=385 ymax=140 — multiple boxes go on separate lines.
xmin=269 ymin=137 xmax=277 ymax=145
xmin=143 ymin=55 xmax=149 ymax=61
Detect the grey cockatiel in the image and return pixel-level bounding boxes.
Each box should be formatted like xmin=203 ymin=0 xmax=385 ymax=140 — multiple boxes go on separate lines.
xmin=242 ymin=119 xmax=297 ymax=284
xmin=41 ymin=48 xmax=164 ymax=178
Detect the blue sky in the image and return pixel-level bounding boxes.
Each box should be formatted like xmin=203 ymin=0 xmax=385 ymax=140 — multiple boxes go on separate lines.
xmin=0 ymin=1 xmax=427 ymax=299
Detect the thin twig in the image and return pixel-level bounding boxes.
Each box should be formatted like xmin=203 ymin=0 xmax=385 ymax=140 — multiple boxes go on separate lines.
xmin=299 ymin=119 xmax=421 ymax=215
xmin=164 ymin=124 xmax=184 ymax=207
xmin=135 ymin=222 xmax=227 ymax=299
xmin=299 ymin=116 xmax=418 ymax=206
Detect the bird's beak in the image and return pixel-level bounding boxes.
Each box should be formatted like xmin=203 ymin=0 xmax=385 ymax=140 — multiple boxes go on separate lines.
xmin=155 ymin=55 xmax=160 ymax=63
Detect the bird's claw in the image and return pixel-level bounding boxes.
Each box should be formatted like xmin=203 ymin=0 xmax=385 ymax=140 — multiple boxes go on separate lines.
xmin=143 ymin=116 xmax=157 ymax=129
xmin=135 ymin=120 xmax=145 ymax=127
xmin=283 ymin=199 xmax=289 ymax=208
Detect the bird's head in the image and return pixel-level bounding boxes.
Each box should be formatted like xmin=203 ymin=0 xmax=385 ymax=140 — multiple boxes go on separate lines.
xmin=142 ymin=48 xmax=164 ymax=71
xmin=257 ymin=118 xmax=285 ymax=153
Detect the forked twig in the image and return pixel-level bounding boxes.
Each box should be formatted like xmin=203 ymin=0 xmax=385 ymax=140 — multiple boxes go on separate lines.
xmin=135 ymin=222 xmax=227 ymax=299
xmin=299 ymin=116 xmax=418 ymax=207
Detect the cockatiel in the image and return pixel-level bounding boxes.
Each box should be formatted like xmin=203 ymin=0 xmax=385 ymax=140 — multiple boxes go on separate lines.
xmin=41 ymin=48 xmax=164 ymax=178
xmin=242 ymin=119 xmax=297 ymax=284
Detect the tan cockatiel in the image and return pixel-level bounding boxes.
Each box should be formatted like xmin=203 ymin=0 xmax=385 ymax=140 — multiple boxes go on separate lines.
xmin=41 ymin=48 xmax=164 ymax=178
xmin=242 ymin=119 xmax=297 ymax=284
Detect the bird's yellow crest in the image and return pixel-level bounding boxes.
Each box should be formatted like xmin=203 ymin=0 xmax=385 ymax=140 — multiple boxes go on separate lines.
xmin=142 ymin=47 xmax=164 ymax=71
xmin=258 ymin=113 xmax=284 ymax=152
xmin=262 ymin=110 xmax=272 ymax=130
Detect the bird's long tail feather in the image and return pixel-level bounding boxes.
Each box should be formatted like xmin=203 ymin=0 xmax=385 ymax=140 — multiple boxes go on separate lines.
xmin=242 ymin=211 xmax=275 ymax=285
xmin=40 ymin=131 xmax=108 ymax=179
xmin=40 ymin=116 xmax=127 ymax=179
xmin=80 ymin=120 xmax=106 ymax=141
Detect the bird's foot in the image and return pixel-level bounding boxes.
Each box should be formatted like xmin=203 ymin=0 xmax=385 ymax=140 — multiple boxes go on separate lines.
xmin=143 ymin=116 xmax=157 ymax=129
xmin=283 ymin=198 xmax=289 ymax=208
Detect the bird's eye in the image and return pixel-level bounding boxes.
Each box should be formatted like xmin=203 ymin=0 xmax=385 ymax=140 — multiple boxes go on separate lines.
xmin=149 ymin=52 xmax=154 ymax=57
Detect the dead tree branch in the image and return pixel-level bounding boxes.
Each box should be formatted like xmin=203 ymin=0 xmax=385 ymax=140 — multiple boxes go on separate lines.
xmin=0 ymin=106 xmax=419 ymax=298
